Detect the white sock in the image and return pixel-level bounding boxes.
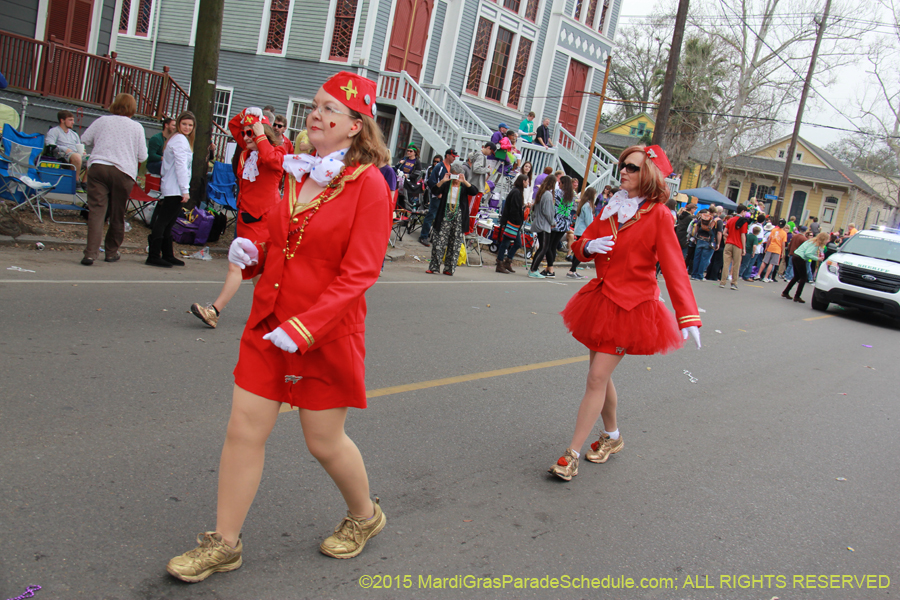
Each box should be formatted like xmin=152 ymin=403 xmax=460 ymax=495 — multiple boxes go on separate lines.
xmin=604 ymin=429 xmax=620 ymax=440
xmin=571 ymin=448 xmax=580 ymax=458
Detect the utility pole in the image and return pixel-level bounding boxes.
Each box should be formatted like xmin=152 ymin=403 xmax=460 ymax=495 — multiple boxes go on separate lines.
xmin=651 ymin=0 xmax=690 ymax=147
xmin=583 ymin=55 xmax=612 ymax=188
xmin=775 ymin=0 xmax=832 ymax=219
xmin=187 ymin=0 xmax=225 ymax=207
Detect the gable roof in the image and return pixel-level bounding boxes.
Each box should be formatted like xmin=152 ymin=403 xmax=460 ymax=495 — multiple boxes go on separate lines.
xmin=602 ymin=112 xmax=656 ymax=134
xmin=722 ymin=136 xmax=880 ymax=197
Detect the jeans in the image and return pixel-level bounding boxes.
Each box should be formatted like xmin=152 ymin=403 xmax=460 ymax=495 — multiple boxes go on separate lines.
xmin=419 ymin=193 xmax=441 ymax=241
xmin=691 ymin=239 xmax=714 ymax=279
xmin=739 ymin=251 xmax=755 ymax=279
xmin=785 ymin=256 xmax=795 ymax=280
xmin=497 ymin=233 xmax=521 ymax=262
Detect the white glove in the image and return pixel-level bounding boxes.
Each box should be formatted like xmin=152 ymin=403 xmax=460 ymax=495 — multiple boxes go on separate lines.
xmin=682 ymin=326 xmax=701 ymax=349
xmin=245 ymin=106 xmax=263 ymax=118
xmin=586 ymin=235 xmax=615 ymax=255
xmin=228 ymin=237 xmax=258 ymax=269
xmin=263 ymin=327 xmax=299 ymax=353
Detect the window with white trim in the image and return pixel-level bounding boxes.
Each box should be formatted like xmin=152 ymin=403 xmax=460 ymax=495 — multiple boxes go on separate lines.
xmin=119 ymin=0 xmax=154 ymax=37
xmin=822 ymin=196 xmax=838 ymax=223
xmin=465 ymin=13 xmax=535 ymax=109
xmin=287 ymin=99 xmax=314 ymax=140
xmin=573 ymin=0 xmax=609 ymax=31
xmin=328 ymin=0 xmax=360 ymax=61
xmin=212 ymin=88 xmax=233 ymax=130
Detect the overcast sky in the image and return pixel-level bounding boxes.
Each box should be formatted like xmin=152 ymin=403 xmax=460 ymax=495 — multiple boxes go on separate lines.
xmin=616 ymin=0 xmax=876 ymax=150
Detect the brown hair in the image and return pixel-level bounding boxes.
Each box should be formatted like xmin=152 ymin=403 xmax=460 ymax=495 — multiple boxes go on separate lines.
xmin=240 ymin=122 xmax=281 ymax=146
xmin=813 ymin=232 xmax=830 ymax=247
xmin=513 ymin=174 xmax=527 ymax=192
xmin=109 ymin=93 xmax=137 ymax=117
xmin=534 ymin=174 xmax=558 ymax=209
xmin=577 ymin=187 xmax=597 ymax=217
xmin=558 ymin=175 xmax=575 ymax=203
xmin=618 ymin=145 xmax=669 ymax=204
xmin=174 ymin=111 xmax=196 ymax=150
xmin=57 ymin=110 xmax=73 ymax=123
xmin=342 ymin=112 xmax=390 ymax=167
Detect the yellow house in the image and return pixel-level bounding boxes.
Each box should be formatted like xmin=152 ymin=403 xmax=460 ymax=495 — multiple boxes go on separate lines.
xmin=710 ymin=136 xmax=883 ymax=232
xmin=603 ymin=113 xmax=655 ymax=139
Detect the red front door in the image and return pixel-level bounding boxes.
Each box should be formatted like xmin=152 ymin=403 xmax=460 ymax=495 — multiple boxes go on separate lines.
xmin=559 ymin=59 xmax=589 ymax=134
xmin=384 ymin=0 xmax=434 ymax=81
xmin=45 ymin=0 xmax=94 ymax=51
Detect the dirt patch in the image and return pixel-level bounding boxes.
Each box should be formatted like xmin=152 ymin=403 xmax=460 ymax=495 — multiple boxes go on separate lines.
xmin=5 ymin=200 xmax=232 ymax=255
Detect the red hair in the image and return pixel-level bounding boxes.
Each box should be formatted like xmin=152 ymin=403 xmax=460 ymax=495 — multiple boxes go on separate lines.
xmin=619 ymin=145 xmax=669 ymax=204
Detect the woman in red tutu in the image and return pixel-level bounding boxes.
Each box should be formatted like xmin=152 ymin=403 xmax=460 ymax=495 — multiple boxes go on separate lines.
xmin=550 ymin=145 xmax=702 ymax=481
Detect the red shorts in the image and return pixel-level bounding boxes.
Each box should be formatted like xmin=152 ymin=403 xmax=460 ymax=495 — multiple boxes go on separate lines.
xmin=233 ymin=314 xmax=368 ymax=410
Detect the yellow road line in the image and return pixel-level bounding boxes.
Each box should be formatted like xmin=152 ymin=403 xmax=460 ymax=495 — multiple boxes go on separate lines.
xmin=747 ymin=284 xmax=763 ymax=288
xmin=804 ymin=314 xmax=834 ymax=321
xmin=279 ymin=355 xmax=590 ymax=412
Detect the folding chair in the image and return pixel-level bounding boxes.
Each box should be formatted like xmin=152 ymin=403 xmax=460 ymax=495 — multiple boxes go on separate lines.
xmin=463 ymin=192 xmax=487 ymax=267
xmin=0 ymin=124 xmax=63 ymax=220
xmin=37 ymin=160 xmax=88 ymax=224
xmin=206 ymin=162 xmax=237 ymax=230
xmin=126 ymin=182 xmax=158 ymax=226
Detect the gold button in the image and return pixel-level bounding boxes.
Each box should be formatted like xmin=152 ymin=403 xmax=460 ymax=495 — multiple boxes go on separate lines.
xmin=274 ymin=283 xmax=280 ymax=289
xmin=292 ymin=217 xmax=299 ymax=223
xmin=606 ymin=257 xmax=611 ymax=261
xmin=282 ymin=248 xmax=286 ymax=253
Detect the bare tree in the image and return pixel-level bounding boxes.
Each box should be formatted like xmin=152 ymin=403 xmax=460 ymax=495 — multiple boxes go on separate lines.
xmin=688 ymin=0 xmax=871 ymax=187
xmin=606 ymin=19 xmax=671 ymax=122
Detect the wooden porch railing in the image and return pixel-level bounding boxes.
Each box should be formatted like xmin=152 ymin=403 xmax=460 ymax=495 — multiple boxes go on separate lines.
xmin=0 ymin=29 xmax=189 ymax=120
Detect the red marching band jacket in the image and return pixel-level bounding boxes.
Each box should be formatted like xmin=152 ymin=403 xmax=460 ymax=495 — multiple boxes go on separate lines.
xmin=228 ymin=111 xmax=290 ymax=225
xmin=572 ymin=202 xmax=703 ymax=330
xmin=242 ymin=164 xmax=393 ymax=354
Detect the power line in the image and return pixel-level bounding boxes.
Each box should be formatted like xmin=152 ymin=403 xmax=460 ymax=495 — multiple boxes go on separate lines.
xmin=714 ymin=0 xmax=870 ymax=136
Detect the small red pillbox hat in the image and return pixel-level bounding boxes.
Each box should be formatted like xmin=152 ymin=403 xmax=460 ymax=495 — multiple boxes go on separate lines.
xmin=322 ymin=71 xmax=378 ymax=119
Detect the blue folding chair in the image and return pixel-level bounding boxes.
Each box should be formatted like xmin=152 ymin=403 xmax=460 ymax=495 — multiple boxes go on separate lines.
xmin=0 ymin=124 xmax=75 ymax=223
xmin=206 ymin=161 xmax=238 ymax=229
xmin=37 ymin=159 xmax=87 ymax=224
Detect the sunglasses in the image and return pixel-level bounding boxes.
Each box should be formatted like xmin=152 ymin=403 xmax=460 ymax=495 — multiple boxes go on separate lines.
xmin=620 ymin=162 xmax=641 ymax=174
xmin=273 ymin=123 xmax=285 ymax=129
xmin=242 ymin=130 xmax=254 ymax=138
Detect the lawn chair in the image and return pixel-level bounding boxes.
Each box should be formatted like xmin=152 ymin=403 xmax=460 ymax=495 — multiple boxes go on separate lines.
xmin=37 ymin=159 xmax=88 ymax=224
xmin=206 ymin=162 xmax=237 ymax=229
xmin=0 ymin=124 xmax=64 ymax=220
xmin=126 ymin=182 xmax=158 ymax=226
xmin=463 ymin=192 xmax=487 ymax=267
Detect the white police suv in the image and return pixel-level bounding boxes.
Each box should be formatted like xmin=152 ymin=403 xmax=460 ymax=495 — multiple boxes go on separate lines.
xmin=812 ymin=227 xmax=900 ymax=317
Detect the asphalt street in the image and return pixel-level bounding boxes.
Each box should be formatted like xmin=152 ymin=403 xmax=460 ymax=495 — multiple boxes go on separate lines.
xmin=1 ymin=248 xmax=898 ymax=600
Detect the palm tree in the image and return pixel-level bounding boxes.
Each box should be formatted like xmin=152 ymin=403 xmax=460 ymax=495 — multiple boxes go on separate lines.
xmin=652 ymin=36 xmax=729 ymax=175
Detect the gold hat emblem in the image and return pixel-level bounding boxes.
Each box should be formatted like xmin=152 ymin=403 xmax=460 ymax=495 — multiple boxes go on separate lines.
xmin=340 ymin=79 xmax=358 ymax=100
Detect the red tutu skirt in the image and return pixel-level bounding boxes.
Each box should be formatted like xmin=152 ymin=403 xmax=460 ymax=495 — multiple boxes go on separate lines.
xmin=561 ymin=280 xmax=683 ymax=355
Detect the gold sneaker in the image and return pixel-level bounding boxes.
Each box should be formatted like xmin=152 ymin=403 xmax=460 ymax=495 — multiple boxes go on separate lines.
xmin=585 ymin=433 xmax=624 ymax=464
xmin=320 ymin=498 xmax=386 ymax=559
xmin=191 ymin=303 xmax=218 ymax=328
xmin=549 ymin=448 xmax=579 ymax=481
xmin=166 ymin=532 xmax=242 ymax=583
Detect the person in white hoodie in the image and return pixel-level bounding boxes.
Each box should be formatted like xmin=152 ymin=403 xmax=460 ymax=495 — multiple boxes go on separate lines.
xmin=147 ymin=111 xmax=194 ymax=268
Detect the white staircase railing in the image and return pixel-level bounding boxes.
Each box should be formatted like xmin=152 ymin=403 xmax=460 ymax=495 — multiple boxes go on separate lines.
xmin=421 ymin=83 xmax=492 ymax=137
xmin=376 ymin=71 xmax=463 ymax=155
xmin=556 ymin=125 xmax=620 ymax=187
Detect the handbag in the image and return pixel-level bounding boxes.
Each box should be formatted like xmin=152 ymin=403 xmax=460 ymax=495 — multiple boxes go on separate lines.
xmin=503 ymin=222 xmax=521 ymax=239
xmin=172 ymin=207 xmax=215 ymax=245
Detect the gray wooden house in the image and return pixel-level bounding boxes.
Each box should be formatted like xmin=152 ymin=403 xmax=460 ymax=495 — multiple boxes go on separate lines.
xmin=2 ymin=0 xmax=626 ymax=188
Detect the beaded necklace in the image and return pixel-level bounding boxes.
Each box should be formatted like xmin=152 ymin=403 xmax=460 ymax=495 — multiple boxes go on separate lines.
xmin=283 ymin=168 xmax=350 ymax=260
xmin=445 ymin=184 xmax=462 ymax=219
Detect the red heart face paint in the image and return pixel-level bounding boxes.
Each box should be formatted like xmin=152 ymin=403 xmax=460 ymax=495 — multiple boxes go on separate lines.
xmin=330 ymin=122 xmax=336 ymax=128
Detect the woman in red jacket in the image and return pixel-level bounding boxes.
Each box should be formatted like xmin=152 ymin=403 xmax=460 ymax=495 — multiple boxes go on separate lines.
xmin=167 ymin=72 xmax=393 ymax=582
xmin=549 ymin=145 xmax=702 ymax=481
xmin=190 ymin=108 xmax=287 ymax=328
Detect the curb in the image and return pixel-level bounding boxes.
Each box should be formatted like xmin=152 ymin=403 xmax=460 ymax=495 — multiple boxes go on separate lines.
xmin=0 ymin=234 xmax=229 ymax=255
